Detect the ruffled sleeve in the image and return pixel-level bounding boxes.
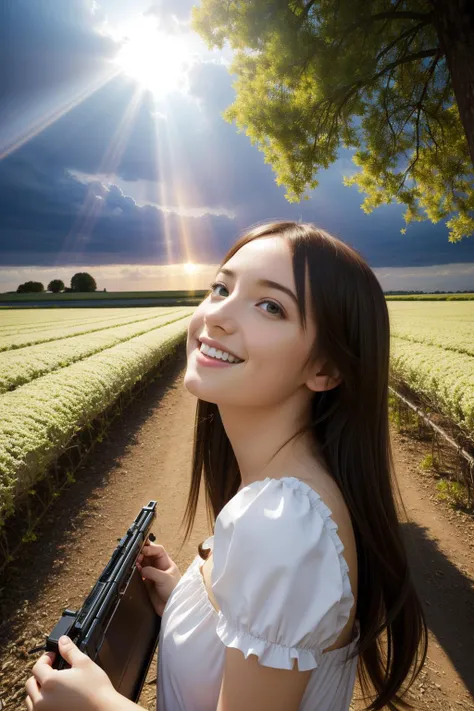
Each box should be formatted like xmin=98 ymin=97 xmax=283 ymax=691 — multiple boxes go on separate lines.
xmin=211 ymin=476 xmax=355 ymax=671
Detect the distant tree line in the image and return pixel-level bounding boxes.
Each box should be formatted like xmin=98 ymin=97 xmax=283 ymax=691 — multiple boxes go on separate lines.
xmin=16 ymin=272 xmax=100 ymax=293
xmin=384 ymin=289 xmax=474 ymax=294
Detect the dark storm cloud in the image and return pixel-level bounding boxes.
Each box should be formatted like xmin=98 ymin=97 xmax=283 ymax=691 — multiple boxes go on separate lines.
xmin=0 ymin=146 xmax=238 ymax=266
xmin=23 ymin=74 xmax=161 ymax=181
xmin=0 ymin=0 xmax=472 ymax=272
xmin=0 ymin=0 xmax=117 ymax=104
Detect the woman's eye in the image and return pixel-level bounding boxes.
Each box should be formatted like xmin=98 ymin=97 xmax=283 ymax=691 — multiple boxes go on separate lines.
xmin=208 ymin=282 xmax=285 ymax=318
xmin=209 ymin=281 xmax=226 ymax=297
xmin=261 ymin=301 xmax=283 ymax=317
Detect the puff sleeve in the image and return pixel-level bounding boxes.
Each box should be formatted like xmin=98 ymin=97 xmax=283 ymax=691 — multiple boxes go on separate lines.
xmin=211 ymin=476 xmax=355 ymax=672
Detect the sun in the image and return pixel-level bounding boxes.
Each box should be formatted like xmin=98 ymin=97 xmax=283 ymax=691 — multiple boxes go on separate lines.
xmin=114 ymin=19 xmax=193 ymax=97
xmin=183 ymin=262 xmax=198 ymax=274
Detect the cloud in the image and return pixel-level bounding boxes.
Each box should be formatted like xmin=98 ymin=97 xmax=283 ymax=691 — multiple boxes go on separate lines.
xmin=187 ymin=59 xmax=237 ymax=113
xmin=0 ymin=145 xmax=239 ymax=266
xmin=0 ymin=0 xmax=118 ymax=104
xmin=23 ymin=74 xmax=160 ymax=180
xmin=1 ymin=4 xmax=473 ymax=276
xmin=145 ymin=0 xmax=196 ymax=33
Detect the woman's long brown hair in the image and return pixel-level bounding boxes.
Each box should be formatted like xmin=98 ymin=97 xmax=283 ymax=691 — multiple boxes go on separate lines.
xmin=175 ymin=220 xmax=428 ymax=710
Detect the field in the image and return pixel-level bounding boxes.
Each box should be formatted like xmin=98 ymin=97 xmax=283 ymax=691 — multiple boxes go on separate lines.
xmin=0 ymin=307 xmax=194 ymax=535
xmin=1 ymin=298 xmax=472 ymax=552
xmin=385 ymin=293 xmax=474 ymax=301
xmin=0 ymin=301 xmax=473 ymax=711
xmin=0 ymin=290 xmax=209 ymax=301
xmin=387 ymin=300 xmax=474 ymax=436
xmin=0 ymin=290 xmax=208 ymax=309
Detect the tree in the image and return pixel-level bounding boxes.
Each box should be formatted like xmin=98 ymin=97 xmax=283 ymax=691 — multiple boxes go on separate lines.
xmin=17 ymin=281 xmax=44 ymax=293
xmin=70 ymin=273 xmax=97 ymax=292
xmin=47 ymin=279 xmax=65 ymax=293
xmin=192 ymin=0 xmax=474 ymax=242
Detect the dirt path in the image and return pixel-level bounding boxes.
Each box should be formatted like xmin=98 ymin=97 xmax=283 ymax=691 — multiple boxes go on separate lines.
xmin=1 ymin=344 xmax=473 ymax=710
xmin=382 ymin=429 xmax=474 ymax=711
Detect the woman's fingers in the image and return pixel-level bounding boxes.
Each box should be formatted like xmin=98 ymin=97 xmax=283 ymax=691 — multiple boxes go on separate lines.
xmin=142 ymin=544 xmax=169 ymax=564
xmin=26 ymin=694 xmax=33 ymax=711
xmin=25 ymin=677 xmax=41 ymax=706
xmin=32 ymin=654 xmax=55 ymax=686
xmin=142 ymin=542 xmax=165 ymax=555
xmin=138 ymin=543 xmax=172 ymax=578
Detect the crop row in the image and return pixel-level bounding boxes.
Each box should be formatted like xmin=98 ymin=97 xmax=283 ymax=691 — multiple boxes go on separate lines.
xmin=0 ymin=308 xmax=194 ymax=393
xmin=389 ymin=302 xmax=474 ymax=358
xmin=0 ymin=306 xmax=165 ymax=335
xmin=0 ymin=315 xmax=192 ymax=530
xmin=0 ymin=307 xmax=182 ymax=352
xmin=390 ymin=335 xmax=473 ymax=433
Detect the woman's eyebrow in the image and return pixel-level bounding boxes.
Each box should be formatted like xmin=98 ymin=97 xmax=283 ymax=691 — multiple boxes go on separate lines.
xmin=217 ymin=267 xmax=298 ymax=308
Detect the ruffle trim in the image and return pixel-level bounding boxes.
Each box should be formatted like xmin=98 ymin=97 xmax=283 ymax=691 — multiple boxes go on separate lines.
xmin=204 ymin=476 xmax=360 ymax=661
xmin=215 ymin=613 xmax=323 ymax=671
xmin=269 ymin=476 xmax=356 ymax=649
xmin=233 ymin=476 xmax=357 ymax=651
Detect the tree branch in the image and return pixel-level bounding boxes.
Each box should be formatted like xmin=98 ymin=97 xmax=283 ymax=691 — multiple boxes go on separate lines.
xmin=382 ymin=67 xmax=398 ymax=149
xmin=372 ymin=48 xmax=439 ymax=83
xmin=370 ymin=11 xmax=433 ymax=22
xmin=425 ymin=113 xmax=440 ymax=153
xmin=375 ymin=20 xmax=432 ymax=64
xmin=336 ymin=9 xmax=434 ymax=42
xmin=303 ymin=45 xmax=441 ymax=159
xmin=303 ymin=0 xmax=317 ymax=17
xmin=321 ymin=48 xmax=439 ymax=111
xmin=372 ymin=0 xmax=405 ymax=38
xmin=396 ymin=52 xmax=441 ymax=193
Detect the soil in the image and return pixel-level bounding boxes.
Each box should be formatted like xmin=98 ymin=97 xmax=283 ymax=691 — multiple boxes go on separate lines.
xmin=0 ymin=344 xmax=473 ymax=710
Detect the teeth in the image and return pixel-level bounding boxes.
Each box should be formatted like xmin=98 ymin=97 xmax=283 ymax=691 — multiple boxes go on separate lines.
xmin=199 ymin=342 xmax=243 ymax=363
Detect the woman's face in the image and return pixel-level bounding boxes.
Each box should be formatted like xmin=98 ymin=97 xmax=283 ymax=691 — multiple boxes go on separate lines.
xmin=184 ymin=236 xmax=318 ymax=408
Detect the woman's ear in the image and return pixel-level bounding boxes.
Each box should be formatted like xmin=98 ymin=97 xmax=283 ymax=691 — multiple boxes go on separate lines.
xmin=305 ymin=363 xmax=342 ymax=393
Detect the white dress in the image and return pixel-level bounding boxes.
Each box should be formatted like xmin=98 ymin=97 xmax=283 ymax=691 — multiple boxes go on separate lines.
xmin=157 ymin=476 xmax=361 ymax=711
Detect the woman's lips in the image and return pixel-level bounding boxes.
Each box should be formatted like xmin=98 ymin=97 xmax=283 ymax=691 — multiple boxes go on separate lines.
xmin=195 ymin=345 xmax=243 ymax=368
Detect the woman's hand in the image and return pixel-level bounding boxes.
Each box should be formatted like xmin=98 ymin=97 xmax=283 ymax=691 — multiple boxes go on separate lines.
xmin=136 ymin=539 xmax=182 ymax=617
xmin=25 ymin=635 xmax=119 ymax=711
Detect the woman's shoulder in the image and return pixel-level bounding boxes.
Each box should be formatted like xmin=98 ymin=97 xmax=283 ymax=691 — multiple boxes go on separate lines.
xmin=289 ymin=470 xmax=359 ymax=650
xmin=227 ymin=467 xmax=350 ymax=531
xmin=211 ymin=471 xmax=359 ymax=658
xmin=217 ymin=471 xmax=355 ymax=572
xmin=220 ymin=470 xmax=359 ymax=646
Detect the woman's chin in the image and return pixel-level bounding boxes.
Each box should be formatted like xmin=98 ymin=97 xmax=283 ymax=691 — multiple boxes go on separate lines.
xmin=183 ymin=368 xmax=208 ymax=394
xmin=183 ymin=369 xmax=223 ymax=404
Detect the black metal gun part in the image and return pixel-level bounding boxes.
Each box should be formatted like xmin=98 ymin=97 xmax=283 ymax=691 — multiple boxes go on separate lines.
xmin=27 ymin=501 xmax=161 ymax=702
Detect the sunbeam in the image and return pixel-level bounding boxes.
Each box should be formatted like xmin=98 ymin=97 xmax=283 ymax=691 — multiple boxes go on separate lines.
xmin=0 ymin=67 xmax=121 ymax=162
xmin=53 ymin=86 xmax=146 ymax=266
xmin=114 ymin=17 xmax=193 ymax=98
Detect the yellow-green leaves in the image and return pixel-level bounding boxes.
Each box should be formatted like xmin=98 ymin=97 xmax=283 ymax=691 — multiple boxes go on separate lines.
xmin=192 ymin=0 xmax=474 ymax=241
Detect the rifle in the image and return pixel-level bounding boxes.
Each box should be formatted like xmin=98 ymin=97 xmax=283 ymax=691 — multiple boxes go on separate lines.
xmin=28 ymin=501 xmax=161 ymax=702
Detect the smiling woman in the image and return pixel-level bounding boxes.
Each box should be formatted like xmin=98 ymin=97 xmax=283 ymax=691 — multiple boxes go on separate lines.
xmin=114 ymin=18 xmax=192 ymax=97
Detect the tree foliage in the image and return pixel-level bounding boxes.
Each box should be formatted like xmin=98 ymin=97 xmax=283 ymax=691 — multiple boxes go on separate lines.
xmin=17 ymin=281 xmax=44 ymax=293
xmin=70 ymin=272 xmax=97 ymax=292
xmin=192 ymin=0 xmax=474 ymax=241
xmin=47 ymin=279 xmax=65 ymax=293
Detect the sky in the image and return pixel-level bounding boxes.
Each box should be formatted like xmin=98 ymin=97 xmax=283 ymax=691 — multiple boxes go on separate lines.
xmin=0 ymin=0 xmax=473 ymax=294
